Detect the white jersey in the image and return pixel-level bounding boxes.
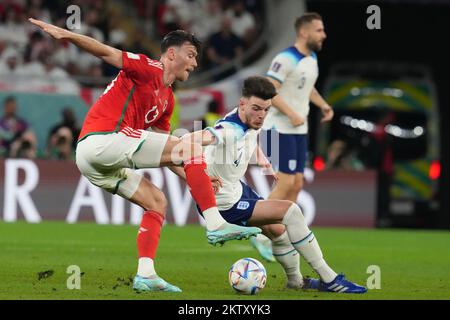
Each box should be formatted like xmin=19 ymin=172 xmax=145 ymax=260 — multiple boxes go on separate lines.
xmin=204 ymin=108 xmax=259 ymax=210
xmin=263 ymin=46 xmax=319 ymax=134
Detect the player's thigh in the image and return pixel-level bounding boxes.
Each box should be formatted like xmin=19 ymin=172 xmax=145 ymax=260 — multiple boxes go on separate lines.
xmin=77 ymin=155 xmax=141 ymax=197
xmin=293 ymin=172 xmax=304 ymax=191
xmin=157 ymin=135 xmax=203 ymax=166
xmin=131 ymin=131 xmax=174 ymax=168
xmin=248 ymin=199 xmax=293 ymax=226
xmin=77 ymin=154 xmax=166 ymax=214
xmin=76 ymin=133 xmax=135 ymax=171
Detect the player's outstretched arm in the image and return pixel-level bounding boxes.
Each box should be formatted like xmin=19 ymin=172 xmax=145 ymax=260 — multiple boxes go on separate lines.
xmin=29 ymin=18 xmax=123 ymax=69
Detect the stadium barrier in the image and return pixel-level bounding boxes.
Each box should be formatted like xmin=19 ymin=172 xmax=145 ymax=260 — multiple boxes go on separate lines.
xmin=0 ymin=159 xmax=376 ymax=227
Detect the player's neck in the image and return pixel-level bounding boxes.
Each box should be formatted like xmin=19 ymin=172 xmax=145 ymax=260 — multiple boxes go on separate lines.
xmin=294 ymin=42 xmax=312 ymax=56
xmin=159 ymin=57 xmax=175 ymax=87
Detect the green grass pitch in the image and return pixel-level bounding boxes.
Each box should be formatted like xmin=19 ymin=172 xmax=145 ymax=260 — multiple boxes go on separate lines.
xmin=0 ymin=221 xmax=449 ymax=300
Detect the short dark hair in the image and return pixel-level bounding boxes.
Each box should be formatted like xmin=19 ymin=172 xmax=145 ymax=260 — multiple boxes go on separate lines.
xmin=161 ymin=30 xmax=202 ymax=54
xmin=242 ymin=76 xmax=277 ymax=100
xmin=295 ymin=12 xmax=322 ymax=32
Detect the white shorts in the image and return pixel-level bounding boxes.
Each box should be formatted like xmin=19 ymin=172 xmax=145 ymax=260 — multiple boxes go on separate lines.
xmin=76 ymin=128 xmax=170 ymax=199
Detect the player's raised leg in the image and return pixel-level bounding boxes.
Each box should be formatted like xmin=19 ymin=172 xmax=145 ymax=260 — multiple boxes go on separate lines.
xmin=132 ymin=133 xmax=262 ymax=245
xmin=248 ymin=200 xmax=367 ymax=293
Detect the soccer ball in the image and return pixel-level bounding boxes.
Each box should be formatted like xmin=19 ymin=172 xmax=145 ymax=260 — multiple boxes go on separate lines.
xmin=228 ymin=258 xmax=267 ymax=295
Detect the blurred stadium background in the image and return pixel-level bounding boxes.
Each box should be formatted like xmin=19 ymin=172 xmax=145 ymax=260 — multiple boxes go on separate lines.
xmin=0 ymin=0 xmax=449 ymax=300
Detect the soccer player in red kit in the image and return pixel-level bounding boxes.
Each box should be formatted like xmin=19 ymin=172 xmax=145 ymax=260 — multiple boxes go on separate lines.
xmin=29 ymin=18 xmax=261 ymax=292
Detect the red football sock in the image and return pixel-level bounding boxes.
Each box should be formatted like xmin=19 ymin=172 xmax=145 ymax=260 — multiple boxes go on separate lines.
xmin=184 ymin=155 xmax=217 ymax=212
xmin=137 ymin=210 xmax=164 ymax=259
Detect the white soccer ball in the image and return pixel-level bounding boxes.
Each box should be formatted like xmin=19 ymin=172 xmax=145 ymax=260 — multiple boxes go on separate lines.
xmin=228 ymin=258 xmax=267 ymax=295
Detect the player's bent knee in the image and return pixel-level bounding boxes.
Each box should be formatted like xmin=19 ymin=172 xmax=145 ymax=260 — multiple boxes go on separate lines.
xmin=145 ymin=191 xmax=167 ymax=214
xmin=131 ymin=182 xmax=168 ymax=214
xmin=281 ymin=203 xmax=306 ymax=226
xmin=274 ymin=200 xmax=294 ymax=221
xmin=262 ymin=224 xmax=286 ymax=240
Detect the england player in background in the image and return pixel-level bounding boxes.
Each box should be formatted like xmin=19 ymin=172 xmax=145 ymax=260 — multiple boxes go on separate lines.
xmin=185 ymin=76 xmax=367 ymax=293
xmin=29 ymin=18 xmax=261 ymax=293
xmin=255 ymin=12 xmax=334 ymax=260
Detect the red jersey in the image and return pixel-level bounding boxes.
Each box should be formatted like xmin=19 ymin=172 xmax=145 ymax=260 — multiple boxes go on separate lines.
xmin=78 ymin=51 xmax=174 ymax=141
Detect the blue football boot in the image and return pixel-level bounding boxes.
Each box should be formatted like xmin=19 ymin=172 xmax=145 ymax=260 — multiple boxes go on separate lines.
xmin=316 ymin=274 xmax=367 ymax=293
xmin=301 ymin=277 xmax=320 ymax=290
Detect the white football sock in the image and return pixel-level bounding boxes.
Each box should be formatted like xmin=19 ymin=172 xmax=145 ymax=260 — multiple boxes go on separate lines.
xmin=203 ymin=207 xmax=227 ymax=231
xmin=137 ymin=257 xmax=156 ymax=278
xmin=282 ymin=203 xmax=338 ymax=283
xmin=272 ymin=231 xmax=303 ymax=287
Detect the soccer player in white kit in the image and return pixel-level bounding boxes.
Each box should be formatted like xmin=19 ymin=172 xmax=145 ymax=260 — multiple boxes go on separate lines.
xmin=254 ymin=12 xmax=334 ymax=262
xmin=262 ymin=12 xmax=334 ymax=203
xmin=186 ymin=76 xmax=367 ymax=293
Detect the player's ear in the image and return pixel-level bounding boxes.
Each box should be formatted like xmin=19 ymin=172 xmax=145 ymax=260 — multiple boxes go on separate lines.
xmin=239 ymin=98 xmax=246 ymax=108
xmin=238 ymin=98 xmax=248 ymax=113
xmin=167 ymin=47 xmax=176 ymax=61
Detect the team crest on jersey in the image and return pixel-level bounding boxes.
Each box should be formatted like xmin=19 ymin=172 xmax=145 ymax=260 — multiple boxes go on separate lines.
xmin=237 ymin=201 xmax=250 ymax=210
xmin=145 ymin=105 xmax=159 ymax=124
xmin=272 ymin=62 xmax=282 ymax=72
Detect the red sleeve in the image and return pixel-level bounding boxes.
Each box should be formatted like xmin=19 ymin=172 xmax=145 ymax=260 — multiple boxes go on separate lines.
xmin=122 ymin=51 xmax=163 ymax=83
xmin=153 ymin=93 xmax=175 ymax=133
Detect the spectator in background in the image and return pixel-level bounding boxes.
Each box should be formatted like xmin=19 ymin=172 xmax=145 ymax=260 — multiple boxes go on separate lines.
xmin=23 ymin=30 xmax=46 ymax=63
xmin=0 ymin=96 xmax=33 ymax=157
xmin=78 ymin=9 xmax=105 ymax=43
xmin=190 ymin=0 xmax=223 ymax=42
xmin=47 ymin=107 xmax=80 ymax=160
xmin=26 ymin=0 xmax=51 ymax=26
xmin=9 ymin=129 xmax=38 ymax=159
xmin=225 ymin=0 xmax=256 ymax=48
xmin=0 ymin=47 xmax=24 ymax=77
xmin=206 ymin=16 xmax=243 ymax=78
xmin=18 ymin=48 xmax=79 ymax=93
xmin=0 ymin=5 xmax=28 ymax=51
xmin=74 ymin=10 xmax=105 ymax=74
xmin=162 ymin=0 xmax=196 ymax=32
xmin=128 ymin=30 xmax=154 ymax=58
